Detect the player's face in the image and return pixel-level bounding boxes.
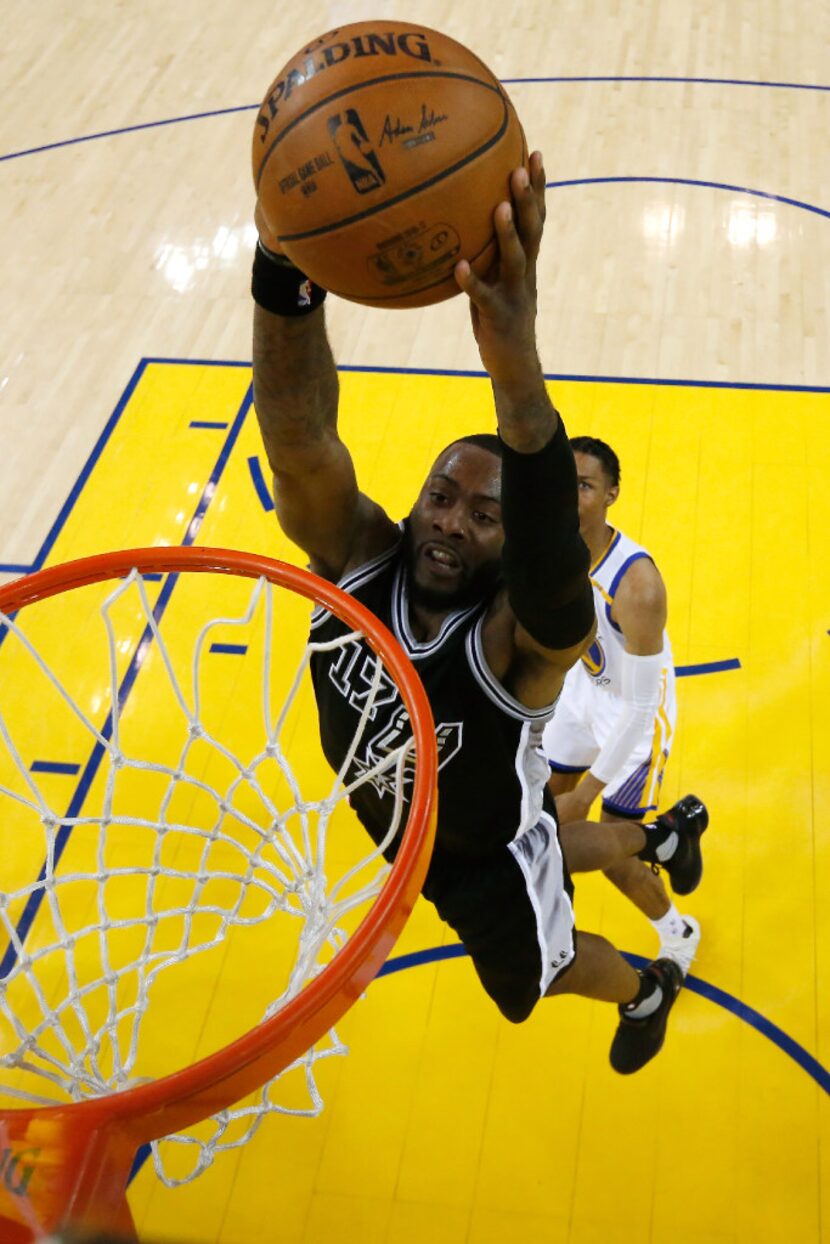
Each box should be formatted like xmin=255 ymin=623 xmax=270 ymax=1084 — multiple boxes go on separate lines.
xmin=574 ymin=452 xmax=618 ymax=532
xmin=406 ymin=444 xmax=503 ymax=609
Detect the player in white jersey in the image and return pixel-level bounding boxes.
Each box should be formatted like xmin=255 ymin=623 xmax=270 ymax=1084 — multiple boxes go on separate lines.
xmin=542 ymin=438 xmax=700 ymax=974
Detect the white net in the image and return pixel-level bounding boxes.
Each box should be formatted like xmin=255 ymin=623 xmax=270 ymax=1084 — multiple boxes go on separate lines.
xmin=0 ymin=567 xmax=417 ymax=1185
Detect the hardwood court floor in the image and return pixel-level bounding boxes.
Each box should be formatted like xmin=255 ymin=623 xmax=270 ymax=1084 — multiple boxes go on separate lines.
xmin=1 ymin=3 xmax=829 ymax=1242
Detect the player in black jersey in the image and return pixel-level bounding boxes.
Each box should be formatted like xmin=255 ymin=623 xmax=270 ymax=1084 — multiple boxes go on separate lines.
xmin=250 ymin=152 xmax=708 ymax=1074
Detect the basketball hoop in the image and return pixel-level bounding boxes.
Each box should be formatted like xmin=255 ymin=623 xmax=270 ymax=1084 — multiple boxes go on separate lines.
xmin=0 ymin=548 xmax=437 ymax=1241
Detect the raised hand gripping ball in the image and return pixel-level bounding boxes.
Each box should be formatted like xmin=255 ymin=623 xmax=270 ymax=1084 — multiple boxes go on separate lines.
xmin=253 ymin=22 xmax=527 ymax=308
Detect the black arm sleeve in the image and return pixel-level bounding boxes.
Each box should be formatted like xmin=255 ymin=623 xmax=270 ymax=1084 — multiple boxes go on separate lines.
xmin=499 ymin=419 xmax=595 ymax=649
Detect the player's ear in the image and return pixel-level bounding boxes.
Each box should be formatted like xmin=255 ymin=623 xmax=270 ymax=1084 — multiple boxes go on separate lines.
xmin=606 ymin=484 xmax=620 ymax=508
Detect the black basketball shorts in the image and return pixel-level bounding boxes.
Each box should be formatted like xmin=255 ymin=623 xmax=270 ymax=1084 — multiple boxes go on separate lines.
xmin=421 ymin=811 xmax=577 ymax=1024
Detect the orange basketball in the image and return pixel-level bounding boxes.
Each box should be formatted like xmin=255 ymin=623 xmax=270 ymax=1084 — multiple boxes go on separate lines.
xmin=252 ymin=22 xmax=527 ymax=309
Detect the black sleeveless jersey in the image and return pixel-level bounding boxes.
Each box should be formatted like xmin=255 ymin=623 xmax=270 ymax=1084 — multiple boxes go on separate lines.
xmin=309 ymin=532 xmax=556 ymax=862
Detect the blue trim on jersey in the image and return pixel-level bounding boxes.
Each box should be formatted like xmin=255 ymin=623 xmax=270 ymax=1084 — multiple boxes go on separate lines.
xmin=548 ymin=760 xmax=589 ymax=775
xmin=602 ymin=793 xmax=657 ymax=817
xmin=603 ymin=551 xmax=652 ymax=633
xmin=599 ymin=801 xmax=657 ymax=821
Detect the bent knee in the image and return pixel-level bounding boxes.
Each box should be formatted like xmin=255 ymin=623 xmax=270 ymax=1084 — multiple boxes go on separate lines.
xmin=478 ymin=973 xmax=538 ymax=1024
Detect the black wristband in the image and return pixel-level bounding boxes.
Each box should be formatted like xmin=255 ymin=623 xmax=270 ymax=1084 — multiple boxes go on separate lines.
xmin=500 ymin=420 xmax=594 ymax=649
xmin=251 ymin=241 xmax=327 ymax=317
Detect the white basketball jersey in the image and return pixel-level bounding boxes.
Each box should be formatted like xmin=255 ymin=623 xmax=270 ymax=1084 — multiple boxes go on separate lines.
xmin=578 ymin=528 xmax=673 ymax=695
xmin=544 ymin=527 xmax=677 ymax=815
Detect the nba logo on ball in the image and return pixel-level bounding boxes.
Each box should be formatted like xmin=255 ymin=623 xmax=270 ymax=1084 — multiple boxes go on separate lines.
xmin=327 ymin=110 xmax=386 ymax=194
xmin=253 ymin=21 xmax=527 ymax=308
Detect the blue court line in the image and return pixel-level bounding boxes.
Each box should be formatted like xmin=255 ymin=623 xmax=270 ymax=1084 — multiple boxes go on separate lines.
xmin=248 ymin=455 xmax=275 ymax=513
xmin=0 ymin=358 xmax=150 ymax=586
xmin=378 ymin=943 xmax=830 ymax=1094
xmin=0 ymin=105 xmax=259 ymax=163
xmin=144 ymin=357 xmax=252 ymax=369
xmin=137 ymin=357 xmax=830 ymax=395
xmin=3 ymin=358 xmax=827 ymax=577
xmin=378 ymin=944 xmax=469 ymax=975
xmin=209 ymin=643 xmax=248 ymax=655
xmin=189 ymin=420 xmax=230 ymax=430
xmin=0 ymin=327 xmax=816 ymax=1168
xmin=337 ymin=363 xmax=830 ymax=393
xmin=3 ymin=75 xmax=829 ymax=163
xmin=123 ymin=932 xmax=828 ymax=1184
xmin=624 ymin=951 xmax=830 ymax=1094
xmin=29 ymin=761 xmax=81 ymax=776
xmin=0 ymin=360 xmax=252 ymax=577
xmin=676 ymin=658 xmax=741 ymax=677
xmin=34 ymin=353 xmax=143 ymax=561
xmin=503 ymin=75 xmax=830 ymax=91
xmin=0 ymin=384 xmax=254 ymax=981
xmin=547 ymin=174 xmax=830 ymax=225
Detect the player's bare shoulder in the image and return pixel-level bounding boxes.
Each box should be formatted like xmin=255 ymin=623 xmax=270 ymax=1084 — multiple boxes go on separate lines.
xmin=612 ymin=555 xmax=667 ymax=641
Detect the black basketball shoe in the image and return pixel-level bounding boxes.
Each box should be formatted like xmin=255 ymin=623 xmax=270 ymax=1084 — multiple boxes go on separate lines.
xmin=610 ymin=958 xmax=684 ymax=1075
xmin=638 ymin=794 xmax=708 ymax=896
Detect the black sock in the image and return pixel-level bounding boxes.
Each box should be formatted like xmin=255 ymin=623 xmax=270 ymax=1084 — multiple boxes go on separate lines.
xmin=621 ymin=970 xmax=663 ymax=1018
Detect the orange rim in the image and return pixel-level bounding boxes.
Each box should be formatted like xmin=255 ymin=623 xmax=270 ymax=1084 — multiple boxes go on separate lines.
xmin=0 ymin=547 xmax=438 ymax=1141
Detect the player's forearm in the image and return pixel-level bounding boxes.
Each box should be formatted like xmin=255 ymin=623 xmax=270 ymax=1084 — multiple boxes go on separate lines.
xmin=491 ymin=356 xmax=560 ymax=453
xmin=588 ymin=651 xmax=666 ymax=783
xmin=252 ymin=303 xmax=340 ymax=473
xmin=588 ymin=703 xmax=654 ymax=786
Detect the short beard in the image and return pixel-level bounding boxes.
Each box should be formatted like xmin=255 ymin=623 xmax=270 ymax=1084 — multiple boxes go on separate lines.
xmin=401 ymin=524 xmax=502 ymax=612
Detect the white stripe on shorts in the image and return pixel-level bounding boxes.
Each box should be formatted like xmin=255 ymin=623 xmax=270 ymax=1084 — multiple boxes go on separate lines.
xmin=507 ymin=812 xmax=576 ymax=997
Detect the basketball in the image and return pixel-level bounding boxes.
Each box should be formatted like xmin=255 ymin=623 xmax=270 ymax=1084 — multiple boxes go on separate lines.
xmin=252 ymin=22 xmax=527 ymax=309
